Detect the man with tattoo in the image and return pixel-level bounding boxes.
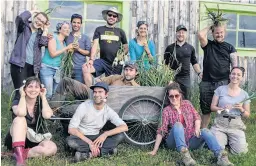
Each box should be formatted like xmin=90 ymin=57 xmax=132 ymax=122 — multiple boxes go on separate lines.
xmin=198 ymin=24 xmax=238 ymax=128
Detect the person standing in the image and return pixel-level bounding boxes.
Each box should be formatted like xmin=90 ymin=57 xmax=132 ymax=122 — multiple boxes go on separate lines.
xmin=164 ymin=25 xmax=202 ymax=99
xmin=198 ymin=24 xmax=238 ymax=128
xmin=66 ymin=14 xmax=91 ymax=83
xmin=88 ymin=7 xmax=128 ymax=77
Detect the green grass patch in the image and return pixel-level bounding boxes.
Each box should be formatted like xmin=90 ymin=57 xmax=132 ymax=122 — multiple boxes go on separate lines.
xmin=1 ymin=92 xmax=256 ymax=166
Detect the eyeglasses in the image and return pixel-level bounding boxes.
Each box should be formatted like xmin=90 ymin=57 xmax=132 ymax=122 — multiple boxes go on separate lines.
xmin=107 ymin=13 xmax=117 ymax=18
xmin=35 ymin=17 xmax=47 ymax=25
xmin=168 ymin=94 xmax=180 ymax=99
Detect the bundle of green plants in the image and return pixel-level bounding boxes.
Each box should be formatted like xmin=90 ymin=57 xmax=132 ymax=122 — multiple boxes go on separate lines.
xmin=135 ymin=56 xmax=175 ymax=87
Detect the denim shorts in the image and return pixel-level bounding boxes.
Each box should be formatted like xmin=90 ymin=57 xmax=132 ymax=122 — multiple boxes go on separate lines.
xmin=199 ymin=80 xmax=228 ymax=115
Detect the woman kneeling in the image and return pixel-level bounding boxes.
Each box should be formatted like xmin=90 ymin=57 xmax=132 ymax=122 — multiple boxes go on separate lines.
xmin=148 ymin=83 xmax=233 ymax=166
xmin=4 ymin=77 xmax=57 ymax=166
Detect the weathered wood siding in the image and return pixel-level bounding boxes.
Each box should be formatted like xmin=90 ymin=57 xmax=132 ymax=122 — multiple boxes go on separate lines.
xmin=1 ymin=0 xmax=36 ymax=93
xmin=130 ymin=0 xmax=256 ymax=91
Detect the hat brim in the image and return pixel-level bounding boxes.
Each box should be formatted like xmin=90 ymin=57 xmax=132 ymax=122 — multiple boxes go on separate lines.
xmin=90 ymin=85 xmax=109 ymax=92
xmin=102 ymin=10 xmax=123 ymax=23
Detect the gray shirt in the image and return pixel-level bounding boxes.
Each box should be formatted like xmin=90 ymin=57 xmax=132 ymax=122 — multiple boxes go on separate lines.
xmin=69 ymin=100 xmax=125 ymax=135
xmin=25 ymin=32 xmax=37 ymax=65
xmin=66 ymin=33 xmax=91 ymax=70
xmin=215 ymin=85 xmax=250 ymax=116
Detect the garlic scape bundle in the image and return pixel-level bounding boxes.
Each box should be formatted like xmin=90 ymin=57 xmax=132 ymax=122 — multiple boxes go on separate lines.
xmin=61 ymin=33 xmax=81 ymax=78
xmin=113 ymin=43 xmax=125 ymax=67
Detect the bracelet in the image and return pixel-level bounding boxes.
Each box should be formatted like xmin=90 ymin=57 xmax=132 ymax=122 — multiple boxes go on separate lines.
xmin=197 ymin=72 xmax=201 ymax=76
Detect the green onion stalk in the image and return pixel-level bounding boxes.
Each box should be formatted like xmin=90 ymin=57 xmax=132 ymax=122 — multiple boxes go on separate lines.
xmin=112 ymin=43 xmax=126 ymax=67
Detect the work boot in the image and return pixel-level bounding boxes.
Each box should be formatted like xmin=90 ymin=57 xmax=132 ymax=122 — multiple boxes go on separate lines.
xmin=180 ymin=147 xmax=196 ymax=166
xmin=74 ymin=151 xmax=89 ymax=163
xmin=217 ymin=151 xmax=234 ymax=166
xmin=13 ymin=146 xmax=25 ymax=166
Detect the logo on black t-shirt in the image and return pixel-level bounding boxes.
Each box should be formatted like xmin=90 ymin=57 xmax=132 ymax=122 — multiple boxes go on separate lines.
xmin=100 ymin=31 xmax=119 ymax=43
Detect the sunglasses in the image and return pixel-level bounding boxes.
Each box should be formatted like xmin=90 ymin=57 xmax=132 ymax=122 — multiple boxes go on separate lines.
xmin=71 ymin=14 xmax=82 ymax=18
xmin=137 ymin=21 xmax=147 ymax=28
xmin=107 ymin=13 xmax=117 ymax=18
xmin=168 ymin=94 xmax=180 ymax=99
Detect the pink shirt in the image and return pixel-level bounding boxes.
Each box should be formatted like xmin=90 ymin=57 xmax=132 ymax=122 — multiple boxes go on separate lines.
xmin=157 ymin=100 xmax=201 ymax=144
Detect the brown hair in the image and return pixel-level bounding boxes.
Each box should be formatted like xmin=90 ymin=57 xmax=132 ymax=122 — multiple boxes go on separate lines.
xmin=24 ymin=76 xmax=42 ymax=89
xmin=164 ymin=82 xmax=183 ymax=106
xmin=231 ymin=66 xmax=245 ymax=77
xmin=33 ymin=12 xmax=49 ymax=24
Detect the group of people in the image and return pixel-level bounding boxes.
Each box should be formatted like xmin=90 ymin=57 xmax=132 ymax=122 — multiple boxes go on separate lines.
xmin=5 ymin=5 xmax=252 ymax=166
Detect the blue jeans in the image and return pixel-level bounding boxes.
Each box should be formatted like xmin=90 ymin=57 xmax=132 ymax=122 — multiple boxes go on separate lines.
xmin=72 ymin=69 xmax=84 ymax=83
xmin=40 ymin=65 xmax=59 ymax=99
xmin=165 ymin=122 xmax=222 ymax=157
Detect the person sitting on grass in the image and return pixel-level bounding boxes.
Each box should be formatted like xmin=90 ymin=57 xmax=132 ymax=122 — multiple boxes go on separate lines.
xmin=4 ymin=76 xmax=57 ymax=166
xmin=148 ymin=82 xmax=233 ymax=166
xmin=66 ymin=82 xmax=128 ymax=163
xmin=210 ymin=67 xmax=251 ymax=154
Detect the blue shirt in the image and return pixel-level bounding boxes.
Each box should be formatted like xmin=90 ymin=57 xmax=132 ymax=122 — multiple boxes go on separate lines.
xmin=66 ymin=33 xmax=91 ymax=69
xmin=129 ymin=39 xmax=156 ymax=69
xmin=25 ymin=32 xmax=37 ymax=65
xmin=42 ymin=34 xmax=66 ymax=67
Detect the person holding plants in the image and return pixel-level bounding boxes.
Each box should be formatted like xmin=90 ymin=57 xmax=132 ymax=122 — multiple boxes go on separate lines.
xmin=4 ymin=77 xmax=57 ymax=166
xmin=148 ymin=82 xmax=233 ymax=166
xmin=164 ymin=25 xmax=201 ymax=100
xmin=9 ymin=8 xmax=50 ymax=104
xmin=129 ymin=21 xmax=156 ymax=70
xmin=66 ymin=14 xmax=91 ymax=83
xmin=40 ymin=21 xmax=73 ymax=99
xmin=210 ymin=67 xmax=251 ymax=154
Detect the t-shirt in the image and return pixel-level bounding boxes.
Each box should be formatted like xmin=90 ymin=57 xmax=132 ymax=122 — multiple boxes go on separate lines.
xmin=164 ymin=42 xmax=197 ymax=77
xmin=202 ymin=40 xmax=236 ymax=82
xmin=214 ymin=85 xmax=250 ymax=116
xmin=93 ymin=26 xmax=128 ymax=64
xmin=25 ymin=32 xmax=37 ymax=65
xmin=66 ymin=33 xmax=91 ymax=70
xmin=69 ymin=100 xmax=126 ymax=135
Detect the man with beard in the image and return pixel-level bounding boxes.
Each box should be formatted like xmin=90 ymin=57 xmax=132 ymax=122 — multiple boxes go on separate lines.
xmin=66 ymin=14 xmax=91 ymax=83
xmin=164 ymin=25 xmax=202 ymax=99
xmin=88 ymin=7 xmax=128 ymax=77
xmin=198 ymin=24 xmax=238 ymax=128
xmin=66 ymin=82 xmax=128 ymax=162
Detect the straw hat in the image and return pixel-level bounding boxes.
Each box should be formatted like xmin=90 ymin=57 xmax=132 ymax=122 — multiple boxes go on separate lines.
xmin=102 ymin=7 xmax=123 ymax=23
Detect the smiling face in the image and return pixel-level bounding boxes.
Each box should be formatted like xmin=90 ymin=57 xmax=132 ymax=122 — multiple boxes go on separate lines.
xmin=93 ymin=87 xmax=108 ymax=105
xmin=106 ymin=11 xmax=118 ymax=25
xmin=212 ymin=26 xmax=226 ymax=43
xmin=137 ymin=24 xmax=148 ymax=37
xmin=24 ymin=81 xmax=41 ymax=99
xmin=229 ymin=68 xmax=244 ymax=84
xmin=168 ymin=89 xmax=181 ymax=107
xmin=71 ymin=18 xmax=82 ymax=32
xmin=176 ymin=29 xmax=187 ymax=42
xmin=32 ymin=13 xmax=48 ymax=29
xmin=59 ymin=23 xmax=70 ymax=37
xmin=124 ymin=67 xmax=137 ymax=81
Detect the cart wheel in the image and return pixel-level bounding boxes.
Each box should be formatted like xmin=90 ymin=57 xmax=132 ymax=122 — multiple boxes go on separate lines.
xmin=119 ymin=95 xmax=162 ymax=146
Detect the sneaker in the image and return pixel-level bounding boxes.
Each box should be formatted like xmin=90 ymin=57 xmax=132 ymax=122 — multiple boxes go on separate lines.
xmin=180 ymin=147 xmax=196 ymax=166
xmin=74 ymin=151 xmax=89 ymax=163
xmin=217 ymin=151 xmax=234 ymax=166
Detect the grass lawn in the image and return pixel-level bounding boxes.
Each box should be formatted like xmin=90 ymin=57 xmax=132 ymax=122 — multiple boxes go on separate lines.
xmin=1 ymin=92 xmax=256 ymax=166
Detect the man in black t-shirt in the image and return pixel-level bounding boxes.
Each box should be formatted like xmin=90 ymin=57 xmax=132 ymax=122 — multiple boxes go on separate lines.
xmin=87 ymin=7 xmax=128 ymax=77
xmin=164 ymin=25 xmax=202 ymax=99
xmin=198 ymin=24 xmax=238 ymax=128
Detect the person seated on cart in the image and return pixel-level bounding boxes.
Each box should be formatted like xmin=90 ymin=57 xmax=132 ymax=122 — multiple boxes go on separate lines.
xmin=148 ymin=82 xmax=233 ymax=166
xmin=66 ymin=82 xmax=128 ymax=163
xmin=50 ymin=62 xmax=139 ymax=107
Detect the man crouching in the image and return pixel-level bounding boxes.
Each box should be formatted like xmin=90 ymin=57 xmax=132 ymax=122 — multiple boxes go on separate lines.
xmin=66 ymin=82 xmax=128 ymax=162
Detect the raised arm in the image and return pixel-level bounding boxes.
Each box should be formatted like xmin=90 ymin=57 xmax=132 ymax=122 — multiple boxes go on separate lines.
xmin=198 ymin=26 xmax=211 ymax=48
xmin=12 ymin=86 xmax=27 ymax=117
xmin=40 ymin=88 xmax=53 ymax=119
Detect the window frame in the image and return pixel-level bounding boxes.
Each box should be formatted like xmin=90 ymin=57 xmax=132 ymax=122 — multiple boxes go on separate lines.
xmin=199 ymin=1 xmax=256 ymax=57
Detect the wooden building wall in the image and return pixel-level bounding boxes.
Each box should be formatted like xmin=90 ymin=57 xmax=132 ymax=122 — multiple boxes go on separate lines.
xmin=1 ymin=0 xmax=256 ymax=93
xmin=130 ymin=0 xmax=256 ymax=91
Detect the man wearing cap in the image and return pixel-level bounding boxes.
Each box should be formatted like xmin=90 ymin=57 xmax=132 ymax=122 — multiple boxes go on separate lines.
xmin=66 ymin=82 xmax=128 ymax=162
xmin=88 ymin=7 xmax=128 ymax=77
xmin=164 ymin=25 xmax=202 ymax=99
xmin=66 ymin=14 xmax=91 ymax=83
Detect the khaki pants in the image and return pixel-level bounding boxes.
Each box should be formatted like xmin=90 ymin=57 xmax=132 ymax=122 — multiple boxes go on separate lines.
xmin=210 ymin=116 xmax=248 ymax=154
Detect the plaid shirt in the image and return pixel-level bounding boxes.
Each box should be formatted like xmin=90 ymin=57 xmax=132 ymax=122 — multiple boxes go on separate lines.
xmin=157 ymin=100 xmax=201 ymax=144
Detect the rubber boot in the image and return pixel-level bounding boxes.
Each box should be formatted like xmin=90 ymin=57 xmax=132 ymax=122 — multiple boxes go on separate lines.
xmin=13 ymin=146 xmax=25 ymax=166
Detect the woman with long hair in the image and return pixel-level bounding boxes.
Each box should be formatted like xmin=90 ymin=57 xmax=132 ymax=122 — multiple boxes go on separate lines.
xmin=4 ymin=76 xmax=57 ymax=166
xmin=129 ymin=21 xmax=156 ymax=69
xmin=40 ymin=21 xmax=73 ymax=99
xmin=148 ymin=83 xmax=233 ymax=166
xmin=210 ymin=67 xmax=250 ymax=154
xmin=9 ymin=9 xmax=50 ymax=102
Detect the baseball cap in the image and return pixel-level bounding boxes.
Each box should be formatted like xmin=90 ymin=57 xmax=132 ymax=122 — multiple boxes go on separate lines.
xmin=176 ymin=25 xmax=187 ymax=32
xmin=124 ymin=62 xmax=138 ymax=71
xmin=90 ymin=82 xmax=109 ymax=92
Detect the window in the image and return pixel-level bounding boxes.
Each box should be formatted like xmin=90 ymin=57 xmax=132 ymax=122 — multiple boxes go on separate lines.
xmin=47 ymin=1 xmax=123 ymax=39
